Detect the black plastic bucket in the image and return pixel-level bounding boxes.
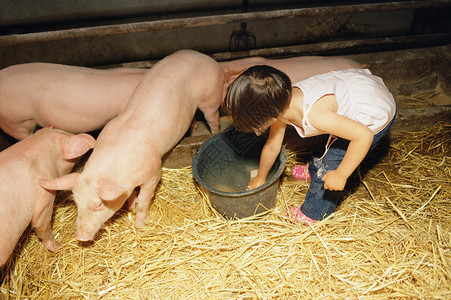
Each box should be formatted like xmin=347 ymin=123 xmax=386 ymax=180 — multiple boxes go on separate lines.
xmin=192 ymin=128 xmax=287 ymax=219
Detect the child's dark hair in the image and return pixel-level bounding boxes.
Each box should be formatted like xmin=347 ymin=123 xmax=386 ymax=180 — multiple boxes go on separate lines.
xmin=222 ymin=65 xmax=292 ymax=135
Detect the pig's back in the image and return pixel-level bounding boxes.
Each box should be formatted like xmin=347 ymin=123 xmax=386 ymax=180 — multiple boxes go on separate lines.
xmin=0 ymin=63 xmax=144 ymax=134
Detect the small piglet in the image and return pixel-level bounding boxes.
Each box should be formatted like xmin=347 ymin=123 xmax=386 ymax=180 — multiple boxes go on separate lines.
xmin=0 ymin=63 xmax=145 ymax=140
xmin=40 ymin=50 xmax=225 ymax=241
xmin=0 ymin=128 xmax=94 ymax=266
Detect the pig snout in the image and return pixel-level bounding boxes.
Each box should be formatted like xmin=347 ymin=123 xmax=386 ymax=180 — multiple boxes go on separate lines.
xmin=74 ymin=198 xmax=120 ymax=241
xmin=75 ymin=216 xmax=106 ymax=241
xmin=75 ymin=229 xmax=96 ymax=242
xmin=74 ymin=211 xmax=112 ymax=242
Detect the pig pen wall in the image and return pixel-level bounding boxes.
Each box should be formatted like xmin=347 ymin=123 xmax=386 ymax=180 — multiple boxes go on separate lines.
xmin=1 ymin=0 xmax=450 ymax=67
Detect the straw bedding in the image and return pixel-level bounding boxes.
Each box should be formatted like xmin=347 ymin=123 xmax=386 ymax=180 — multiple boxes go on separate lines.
xmin=1 ymin=122 xmax=450 ymax=299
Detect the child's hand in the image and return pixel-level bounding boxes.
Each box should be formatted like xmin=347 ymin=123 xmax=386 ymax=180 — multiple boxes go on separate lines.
xmin=322 ymin=170 xmax=347 ymax=191
xmin=247 ymin=176 xmax=266 ymax=190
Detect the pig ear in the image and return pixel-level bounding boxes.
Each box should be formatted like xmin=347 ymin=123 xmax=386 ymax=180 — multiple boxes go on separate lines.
xmin=39 ymin=172 xmax=79 ymax=191
xmin=97 ymin=177 xmax=127 ymax=201
xmin=224 ymin=70 xmax=244 ymax=87
xmin=63 ymin=133 xmax=95 ymax=160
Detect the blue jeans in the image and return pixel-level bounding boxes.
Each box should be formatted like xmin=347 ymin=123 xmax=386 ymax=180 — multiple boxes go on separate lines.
xmin=300 ymin=111 xmax=397 ymax=220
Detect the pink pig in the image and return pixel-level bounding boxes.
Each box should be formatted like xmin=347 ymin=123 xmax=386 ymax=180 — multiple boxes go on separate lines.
xmin=0 ymin=63 xmax=146 ymax=140
xmin=0 ymin=128 xmax=94 ymax=267
xmin=220 ymin=55 xmax=363 ymax=87
xmin=40 ymin=50 xmax=225 ymax=241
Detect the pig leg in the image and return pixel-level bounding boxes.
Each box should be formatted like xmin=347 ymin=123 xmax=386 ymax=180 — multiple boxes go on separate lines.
xmin=0 ymin=225 xmax=25 ymax=267
xmin=201 ymin=109 xmax=220 ymax=134
xmin=0 ymin=119 xmax=38 ymax=141
xmin=126 ymin=189 xmax=138 ymax=210
xmin=134 ymin=172 xmax=161 ymax=227
xmin=189 ymin=117 xmax=198 ymax=135
xmin=31 ymin=200 xmax=61 ymax=252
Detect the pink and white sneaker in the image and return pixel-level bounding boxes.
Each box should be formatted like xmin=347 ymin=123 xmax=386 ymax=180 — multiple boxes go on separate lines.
xmin=285 ymin=207 xmax=317 ymax=225
xmin=291 ymin=164 xmax=311 ymax=181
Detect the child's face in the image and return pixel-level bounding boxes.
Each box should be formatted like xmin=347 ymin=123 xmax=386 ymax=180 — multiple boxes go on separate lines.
xmin=254 ymin=117 xmax=277 ymax=136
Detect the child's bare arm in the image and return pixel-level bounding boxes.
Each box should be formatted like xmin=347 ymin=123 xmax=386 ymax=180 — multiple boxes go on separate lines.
xmin=309 ymin=107 xmax=373 ymax=191
xmin=247 ymin=120 xmax=286 ymax=190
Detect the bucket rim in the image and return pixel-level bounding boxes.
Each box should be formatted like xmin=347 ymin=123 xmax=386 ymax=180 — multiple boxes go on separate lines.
xmin=192 ymin=132 xmax=287 ymax=197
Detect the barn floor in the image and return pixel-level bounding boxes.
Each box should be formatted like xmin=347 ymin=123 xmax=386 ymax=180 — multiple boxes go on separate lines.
xmin=1 ymin=45 xmax=450 ymax=299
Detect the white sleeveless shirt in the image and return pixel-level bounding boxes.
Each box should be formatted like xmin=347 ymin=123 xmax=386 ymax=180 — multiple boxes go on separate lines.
xmin=291 ymin=68 xmax=396 ymax=137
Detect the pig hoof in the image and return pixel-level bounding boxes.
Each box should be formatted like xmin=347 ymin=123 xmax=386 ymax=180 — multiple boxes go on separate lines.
xmin=134 ymin=219 xmax=147 ymax=227
xmin=44 ymin=240 xmax=62 ymax=252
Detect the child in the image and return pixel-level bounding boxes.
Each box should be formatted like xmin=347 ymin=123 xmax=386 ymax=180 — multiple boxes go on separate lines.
xmin=222 ymin=65 xmax=396 ymax=224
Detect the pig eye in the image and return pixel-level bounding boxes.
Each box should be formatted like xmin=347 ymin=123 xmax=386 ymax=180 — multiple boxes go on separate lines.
xmin=94 ymin=201 xmax=104 ymax=211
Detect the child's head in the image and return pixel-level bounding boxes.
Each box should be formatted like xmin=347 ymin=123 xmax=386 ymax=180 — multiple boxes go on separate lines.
xmin=222 ymin=65 xmax=292 ymax=135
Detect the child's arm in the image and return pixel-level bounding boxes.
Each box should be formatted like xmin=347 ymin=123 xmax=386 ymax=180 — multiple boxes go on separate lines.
xmin=309 ymin=103 xmax=374 ymax=191
xmin=247 ymin=120 xmax=286 ymax=190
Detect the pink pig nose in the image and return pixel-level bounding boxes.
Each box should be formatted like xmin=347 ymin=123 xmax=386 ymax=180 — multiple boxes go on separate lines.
xmin=75 ymin=230 xmax=95 ymax=242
